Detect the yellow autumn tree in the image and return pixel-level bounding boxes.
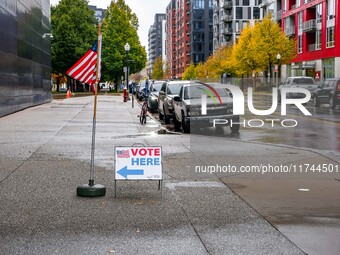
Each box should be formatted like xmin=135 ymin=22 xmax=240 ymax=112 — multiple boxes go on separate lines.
xmin=195 ymin=62 xmax=207 ymax=79
xmin=252 ymin=14 xmax=296 ymax=77
xmin=204 ymin=45 xmax=234 ymax=78
xmin=232 ymin=14 xmax=296 ymax=78
xmin=232 ymin=24 xmax=265 ymax=77
xmin=182 ymin=62 xmax=197 ymax=80
xmin=151 ymin=56 xmax=164 ymax=80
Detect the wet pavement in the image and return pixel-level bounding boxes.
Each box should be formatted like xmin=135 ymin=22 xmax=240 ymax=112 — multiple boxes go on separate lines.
xmin=0 ymin=95 xmax=339 ymax=254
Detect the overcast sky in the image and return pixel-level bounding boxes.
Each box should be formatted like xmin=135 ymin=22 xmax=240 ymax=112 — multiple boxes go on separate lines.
xmin=50 ymin=0 xmax=168 ymax=49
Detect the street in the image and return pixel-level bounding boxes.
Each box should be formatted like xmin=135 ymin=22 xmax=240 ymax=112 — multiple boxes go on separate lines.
xmin=0 ymin=95 xmax=339 ymax=255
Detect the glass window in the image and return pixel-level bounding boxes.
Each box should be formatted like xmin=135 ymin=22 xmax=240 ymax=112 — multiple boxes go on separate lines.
xmin=316 ymin=30 xmax=322 ymax=50
xmin=316 ymin=4 xmax=322 ymax=23
xmin=323 ymin=58 xmax=335 ymax=79
xmin=243 ymin=0 xmax=250 ymax=6
xmin=326 ymin=26 xmax=335 ymax=47
xmin=298 ymin=12 xmax=303 ymax=30
xmin=235 ymin=21 xmax=240 ymax=32
xmin=298 ymin=35 xmax=302 ymax=53
xmin=327 ymin=0 xmax=335 ymax=19
xmin=236 ymin=7 xmax=242 ymax=19
xmin=253 ymin=7 xmax=260 ymax=19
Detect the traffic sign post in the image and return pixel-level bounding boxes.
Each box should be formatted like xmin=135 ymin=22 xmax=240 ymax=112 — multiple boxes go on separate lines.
xmin=114 ymin=146 xmax=162 ymax=197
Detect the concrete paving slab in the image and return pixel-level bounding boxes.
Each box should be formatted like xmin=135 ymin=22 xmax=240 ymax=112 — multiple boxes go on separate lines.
xmin=0 ymin=95 xmax=314 ymax=254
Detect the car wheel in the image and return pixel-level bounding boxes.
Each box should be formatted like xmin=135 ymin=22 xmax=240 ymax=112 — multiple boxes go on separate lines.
xmin=182 ymin=114 xmax=190 ymax=133
xmin=173 ymin=113 xmax=181 ymax=131
xmin=230 ymin=123 xmax=240 ymax=134
xmin=313 ymin=96 xmax=320 ymax=107
xmin=329 ymin=96 xmax=336 ymax=110
xmin=215 ymin=126 xmax=224 ymax=135
xmin=164 ymin=107 xmax=170 ymax=124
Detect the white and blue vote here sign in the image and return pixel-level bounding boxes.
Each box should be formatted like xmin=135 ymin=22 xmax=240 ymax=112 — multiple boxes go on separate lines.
xmin=115 ymin=147 xmax=162 ymax=180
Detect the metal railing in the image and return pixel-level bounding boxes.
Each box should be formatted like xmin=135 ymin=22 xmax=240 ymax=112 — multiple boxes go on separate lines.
xmin=221 ymin=27 xmax=233 ymax=34
xmin=308 ymin=43 xmax=316 ymax=52
xmin=303 ymin=19 xmax=316 ymax=32
xmin=285 ymin=26 xmax=295 ymax=36
xmin=222 ymin=0 xmax=232 ymax=9
xmin=221 ymin=14 xmax=233 ymax=22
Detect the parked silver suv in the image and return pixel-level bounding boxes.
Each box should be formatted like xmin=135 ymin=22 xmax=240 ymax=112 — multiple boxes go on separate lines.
xmin=158 ymin=80 xmax=190 ymax=124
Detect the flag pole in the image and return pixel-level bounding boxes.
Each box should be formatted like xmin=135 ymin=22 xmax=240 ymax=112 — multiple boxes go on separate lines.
xmin=77 ymin=23 xmax=106 ymax=197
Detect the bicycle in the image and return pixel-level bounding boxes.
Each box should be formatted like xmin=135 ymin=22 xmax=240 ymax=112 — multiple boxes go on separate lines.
xmin=139 ymin=96 xmax=148 ymax=125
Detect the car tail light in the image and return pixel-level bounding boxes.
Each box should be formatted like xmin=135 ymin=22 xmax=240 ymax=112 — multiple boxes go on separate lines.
xmin=336 ymin=82 xmax=340 ymax=91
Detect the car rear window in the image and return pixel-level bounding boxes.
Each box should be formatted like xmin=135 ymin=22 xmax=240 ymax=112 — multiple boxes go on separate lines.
xmin=184 ymin=85 xmax=228 ymax=100
xmin=167 ymin=84 xmax=184 ymax=94
xmin=292 ymin=78 xmax=315 ymax=85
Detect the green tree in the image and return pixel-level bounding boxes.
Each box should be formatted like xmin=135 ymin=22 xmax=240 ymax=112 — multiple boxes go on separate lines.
xmin=101 ymin=0 xmax=146 ymax=88
xmin=182 ymin=62 xmax=197 ymax=80
xmin=51 ymin=0 xmax=97 ymax=91
xmin=151 ymin=57 xmax=164 ymax=79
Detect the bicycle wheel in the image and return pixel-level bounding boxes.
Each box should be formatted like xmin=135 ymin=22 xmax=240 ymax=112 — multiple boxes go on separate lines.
xmin=142 ymin=114 xmax=146 ymax=125
xmin=139 ymin=111 xmax=144 ymax=124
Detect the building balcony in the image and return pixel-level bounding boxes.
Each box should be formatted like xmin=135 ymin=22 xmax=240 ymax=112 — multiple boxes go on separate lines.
xmin=222 ymin=0 xmax=232 ymax=9
xmin=285 ymin=26 xmax=295 ymax=36
xmin=214 ymin=19 xmax=220 ymax=26
xmin=308 ymin=44 xmax=316 ymax=52
xmin=276 ymin=10 xmax=282 ymax=20
xmin=221 ymin=14 xmax=233 ymax=22
xmin=303 ymin=19 xmax=316 ymax=32
xmin=259 ymin=0 xmax=271 ymax=8
xmin=221 ymin=41 xmax=233 ymax=47
xmin=222 ymin=27 xmax=233 ymax=35
xmin=214 ymin=6 xmax=219 ymax=13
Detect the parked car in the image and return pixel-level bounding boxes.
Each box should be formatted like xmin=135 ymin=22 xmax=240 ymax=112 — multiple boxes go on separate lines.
xmin=158 ymin=80 xmax=189 ymax=124
xmin=312 ymin=78 xmax=340 ymax=109
xmin=136 ymin=79 xmax=150 ymax=101
xmin=172 ymin=82 xmax=240 ymax=134
xmin=147 ymin=80 xmax=166 ymax=113
xmin=278 ymin=76 xmax=319 ymax=102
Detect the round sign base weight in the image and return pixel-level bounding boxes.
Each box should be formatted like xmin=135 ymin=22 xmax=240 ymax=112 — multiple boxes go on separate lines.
xmin=77 ymin=183 xmax=106 ymax=197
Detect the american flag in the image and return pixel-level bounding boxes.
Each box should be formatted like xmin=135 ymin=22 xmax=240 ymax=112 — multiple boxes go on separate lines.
xmin=66 ymin=34 xmax=102 ymax=87
xmin=117 ymin=150 xmax=130 ymax=158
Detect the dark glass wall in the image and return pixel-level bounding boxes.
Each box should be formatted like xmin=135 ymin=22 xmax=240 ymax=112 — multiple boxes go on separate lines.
xmin=0 ymin=0 xmax=51 ymax=117
xmin=190 ymin=0 xmax=213 ymax=65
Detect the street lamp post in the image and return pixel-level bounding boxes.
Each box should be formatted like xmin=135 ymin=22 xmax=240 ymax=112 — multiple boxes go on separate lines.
xmin=276 ymin=53 xmax=281 ymax=89
xmin=124 ymin=43 xmax=130 ymax=103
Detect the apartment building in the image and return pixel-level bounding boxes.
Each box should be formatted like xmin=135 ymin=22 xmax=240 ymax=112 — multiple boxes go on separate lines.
xmin=280 ymin=0 xmax=339 ymax=80
xmin=259 ymin=0 xmax=339 ymax=80
xmin=88 ymin=5 xmax=106 ymax=23
xmin=165 ymin=0 xmax=176 ymax=79
xmin=148 ymin=14 xmax=166 ymax=77
xmin=213 ymin=0 xmax=261 ymax=51
xmin=166 ymin=0 xmax=213 ymax=78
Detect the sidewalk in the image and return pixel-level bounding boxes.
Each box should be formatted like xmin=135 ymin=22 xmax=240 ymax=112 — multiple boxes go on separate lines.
xmin=0 ymin=95 xmax=309 ymax=254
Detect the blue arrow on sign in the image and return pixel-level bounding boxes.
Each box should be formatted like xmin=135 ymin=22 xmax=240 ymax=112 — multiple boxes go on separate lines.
xmin=117 ymin=166 xmax=144 ymax=179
